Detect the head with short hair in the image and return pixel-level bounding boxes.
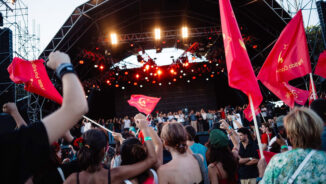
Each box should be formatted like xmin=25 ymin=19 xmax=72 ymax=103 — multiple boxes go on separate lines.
xmin=185 ymin=125 xmax=196 ymax=141
xmin=284 ymin=107 xmax=323 ymax=149
xmin=161 ymin=122 xmax=188 ymax=154
xmin=237 ymin=127 xmax=251 ymax=143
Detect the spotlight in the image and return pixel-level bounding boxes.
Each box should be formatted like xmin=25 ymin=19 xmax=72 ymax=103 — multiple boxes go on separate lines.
xmin=122 ymin=86 xmax=125 ymax=90
xmin=79 ymin=60 xmax=84 ymax=64
xmin=159 ymin=83 xmax=162 ymax=86
xmin=145 ymin=65 xmax=150 ymax=70
xmin=136 ymin=74 xmax=140 ymax=79
xmin=134 ymin=82 xmax=138 ymax=86
xmin=182 ymin=26 xmax=188 ymax=38
xmin=206 ymin=78 xmax=209 ymax=81
xmin=168 ymin=82 xmax=171 ymax=85
xmin=115 ymin=84 xmax=119 ymax=88
xmin=106 ymin=80 xmax=110 ymax=84
xmin=152 ymin=81 xmax=156 ymax=84
xmin=211 ymin=74 xmax=214 ymax=78
xmin=192 ymin=76 xmax=196 ymax=79
xmin=187 ymin=80 xmax=190 ymax=83
xmin=157 ymin=69 xmax=162 ymax=75
xmin=170 ymin=69 xmax=174 ymax=74
xmin=140 ymin=85 xmax=143 ymax=88
xmin=173 ymin=78 xmax=177 ymax=82
xmin=154 ymin=28 xmax=161 ymax=40
xmin=124 ymin=71 xmax=128 ymax=75
xmin=110 ymin=33 xmax=118 ymax=45
xmin=99 ymin=65 xmax=104 ymax=70
xmin=94 ymin=64 xmax=98 ymax=68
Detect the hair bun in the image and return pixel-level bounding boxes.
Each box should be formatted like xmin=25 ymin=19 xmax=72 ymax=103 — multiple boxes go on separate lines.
xmin=176 ymin=143 xmax=187 ymax=154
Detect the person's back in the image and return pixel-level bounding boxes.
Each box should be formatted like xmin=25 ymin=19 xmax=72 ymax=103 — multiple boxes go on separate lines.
xmin=262 ymin=148 xmax=326 ymax=183
xmin=158 ymin=122 xmax=208 ymax=184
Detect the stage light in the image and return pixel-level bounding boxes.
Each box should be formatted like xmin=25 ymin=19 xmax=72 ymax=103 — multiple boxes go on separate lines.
xmin=150 ymin=73 xmax=153 ymax=76
xmin=170 ymin=69 xmax=174 ymax=74
xmin=122 ymin=86 xmax=125 ymax=90
xmin=162 ymin=41 xmax=166 ymax=44
xmin=136 ymin=74 xmax=140 ymax=79
xmin=253 ymin=45 xmax=258 ymax=49
xmin=115 ymin=73 xmax=119 ymax=76
xmin=145 ymin=77 xmax=148 ymax=80
xmin=124 ymin=71 xmax=128 ymax=75
xmin=182 ymin=27 xmax=188 ymax=38
xmin=157 ymin=69 xmax=162 ymax=75
xmin=179 ymin=76 xmax=183 ymax=79
xmin=106 ymin=80 xmax=110 ymax=84
xmin=191 ymin=69 xmax=194 ymax=72
xmin=206 ymin=78 xmax=209 ymax=81
xmin=203 ymin=64 xmax=207 ymax=68
xmin=168 ymin=82 xmax=171 ymax=85
xmin=187 ymin=80 xmax=190 ymax=83
xmin=173 ymin=78 xmax=177 ymax=82
xmin=115 ymin=84 xmax=119 ymax=88
xmin=208 ymin=37 xmax=212 ymax=40
xmin=152 ymin=81 xmax=156 ymax=84
xmin=128 ymin=81 xmax=131 ymax=84
xmin=140 ymin=85 xmax=143 ymax=88
xmin=216 ymin=63 xmax=219 ymax=66
xmin=130 ymin=43 xmax=134 ymax=47
xmin=145 ymin=65 xmax=150 ymax=70
xmin=159 ymin=83 xmax=162 ymax=86
xmin=184 ymin=62 xmax=189 ymax=67
xmin=94 ymin=64 xmax=98 ymax=68
xmin=211 ymin=74 xmax=214 ymax=78
xmin=183 ymin=73 xmax=186 ymax=76
xmin=99 ymin=65 xmax=104 ymax=70
xmin=192 ymin=76 xmax=196 ymax=80
xmin=79 ymin=60 xmax=84 ymax=64
xmin=177 ymin=39 xmax=180 ymax=43
xmin=134 ymin=82 xmax=138 ymax=86
xmin=154 ymin=28 xmax=161 ymax=40
xmin=110 ymin=33 xmax=118 ymax=45
xmin=180 ymin=70 xmax=183 ymax=73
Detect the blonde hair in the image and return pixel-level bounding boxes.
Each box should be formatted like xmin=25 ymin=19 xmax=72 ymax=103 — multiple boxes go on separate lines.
xmin=284 ymin=107 xmax=324 ymax=149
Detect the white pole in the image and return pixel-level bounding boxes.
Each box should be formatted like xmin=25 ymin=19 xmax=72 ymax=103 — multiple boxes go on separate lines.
xmin=309 ymin=73 xmax=317 ymax=100
xmin=249 ymin=95 xmax=264 ymax=159
xmin=83 ymin=115 xmax=114 ymax=134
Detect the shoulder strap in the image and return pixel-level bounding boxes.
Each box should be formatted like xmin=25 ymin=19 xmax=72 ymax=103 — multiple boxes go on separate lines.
xmin=288 ymin=150 xmax=316 ymax=184
xmin=57 ymin=167 xmax=65 ymax=182
xmin=193 ymin=154 xmax=209 ymax=184
xmin=150 ymin=169 xmax=159 ymax=184
xmin=77 ymin=172 xmax=80 ymax=184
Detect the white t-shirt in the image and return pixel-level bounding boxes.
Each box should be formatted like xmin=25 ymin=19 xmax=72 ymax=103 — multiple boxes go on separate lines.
xmin=232 ymin=113 xmax=243 ymax=130
xmin=123 ymin=119 xmax=131 ymax=129
xmin=177 ymin=114 xmax=185 ymax=123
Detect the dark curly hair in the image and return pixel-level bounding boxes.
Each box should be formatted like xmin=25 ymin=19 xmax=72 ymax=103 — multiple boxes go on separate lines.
xmin=120 ymin=138 xmax=149 ymax=183
xmin=206 ymin=142 xmax=238 ymax=182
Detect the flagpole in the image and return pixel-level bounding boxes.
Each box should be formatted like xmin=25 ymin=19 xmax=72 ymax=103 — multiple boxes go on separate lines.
xmin=83 ymin=115 xmax=114 ymax=134
xmin=249 ymin=95 xmax=264 ymax=159
xmin=309 ymin=73 xmax=317 ymax=100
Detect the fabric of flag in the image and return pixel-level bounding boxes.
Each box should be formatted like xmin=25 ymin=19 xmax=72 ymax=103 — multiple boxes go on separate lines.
xmin=219 ymin=0 xmax=262 ymax=121
xmin=315 ymin=50 xmax=326 ymax=79
xmin=128 ymin=94 xmax=161 ymax=115
xmin=257 ymin=10 xmax=311 ymax=108
xmin=258 ymin=151 xmax=277 ymax=164
xmin=7 ymin=57 xmax=63 ymax=104
xmin=309 ymin=79 xmax=318 ymax=105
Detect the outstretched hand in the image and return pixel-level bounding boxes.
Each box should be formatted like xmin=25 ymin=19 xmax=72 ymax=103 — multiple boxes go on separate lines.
xmin=219 ymin=119 xmax=230 ymax=130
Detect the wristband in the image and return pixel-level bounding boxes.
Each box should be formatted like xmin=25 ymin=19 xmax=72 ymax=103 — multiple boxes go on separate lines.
xmin=56 ymin=63 xmax=75 ymax=79
xmin=144 ymin=136 xmax=152 ymax=141
xmin=281 ymin=145 xmax=288 ymax=150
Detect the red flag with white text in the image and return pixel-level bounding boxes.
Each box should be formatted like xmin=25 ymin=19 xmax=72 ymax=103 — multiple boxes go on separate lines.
xmin=128 ymin=95 xmax=160 ymax=115
xmin=257 ymin=10 xmax=311 ymax=108
xmin=7 ymin=57 xmax=63 ymax=104
xmin=219 ymin=0 xmax=262 ymax=121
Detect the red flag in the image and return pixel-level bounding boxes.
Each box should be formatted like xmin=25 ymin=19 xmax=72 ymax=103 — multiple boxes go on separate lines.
xmin=243 ymin=107 xmax=261 ymax=122
xmin=128 ymin=94 xmax=160 ymax=115
xmin=7 ymin=57 xmax=63 ymax=104
xmin=219 ymin=0 xmax=262 ymax=121
xmin=315 ymin=50 xmax=326 ymax=78
xmin=258 ymin=151 xmax=277 ymax=164
xmin=309 ymin=79 xmax=318 ymax=105
xmin=257 ymin=10 xmax=311 ymax=108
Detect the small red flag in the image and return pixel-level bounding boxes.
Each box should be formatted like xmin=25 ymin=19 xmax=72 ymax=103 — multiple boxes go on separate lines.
xmin=309 ymin=79 xmax=318 ymax=105
xmin=243 ymin=107 xmax=261 ymax=122
xmin=258 ymin=151 xmax=277 ymax=164
xmin=258 ymin=10 xmax=311 ymax=108
xmin=7 ymin=57 xmax=63 ymax=104
xmin=128 ymin=94 xmax=160 ymax=115
xmin=219 ymin=0 xmax=262 ymax=121
xmin=315 ymin=50 xmax=326 ymax=79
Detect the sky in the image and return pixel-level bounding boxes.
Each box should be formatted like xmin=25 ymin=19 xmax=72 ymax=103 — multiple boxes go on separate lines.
xmin=5 ymin=0 xmax=321 ymax=59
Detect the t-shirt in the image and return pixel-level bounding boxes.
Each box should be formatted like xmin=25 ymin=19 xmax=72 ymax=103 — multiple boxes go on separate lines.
xmin=261 ymin=133 xmax=273 ymax=144
xmin=123 ymin=119 xmax=131 ymax=129
xmin=190 ymin=143 xmax=208 ymax=169
xmin=238 ymin=141 xmax=259 ymax=179
xmin=0 ymin=122 xmax=50 ymax=184
xmin=261 ymin=148 xmax=326 ymax=184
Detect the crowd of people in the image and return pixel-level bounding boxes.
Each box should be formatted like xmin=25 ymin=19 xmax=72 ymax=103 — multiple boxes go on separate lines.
xmin=1 ymin=51 xmax=326 ymax=184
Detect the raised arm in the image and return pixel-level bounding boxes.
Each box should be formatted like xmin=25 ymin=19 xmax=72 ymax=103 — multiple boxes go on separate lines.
xmin=219 ymin=119 xmax=240 ymax=154
xmin=148 ymin=126 xmax=163 ymax=169
xmin=111 ymin=115 xmax=156 ymax=182
xmin=42 ymin=51 xmax=88 ymax=144
xmin=2 ymin=102 xmax=27 ymax=128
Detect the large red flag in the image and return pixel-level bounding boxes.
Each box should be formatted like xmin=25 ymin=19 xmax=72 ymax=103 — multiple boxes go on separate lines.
xmin=258 ymin=10 xmax=311 ymax=108
xmin=7 ymin=57 xmax=63 ymax=104
xmin=219 ymin=0 xmax=262 ymax=121
xmin=128 ymin=95 xmax=160 ymax=115
xmin=315 ymin=50 xmax=326 ymax=79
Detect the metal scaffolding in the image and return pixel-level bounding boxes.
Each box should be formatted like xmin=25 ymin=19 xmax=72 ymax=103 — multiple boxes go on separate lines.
xmin=0 ymin=0 xmax=40 ymax=123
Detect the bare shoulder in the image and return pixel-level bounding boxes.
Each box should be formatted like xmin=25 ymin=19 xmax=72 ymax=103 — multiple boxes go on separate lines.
xmin=64 ymin=172 xmax=77 ymax=184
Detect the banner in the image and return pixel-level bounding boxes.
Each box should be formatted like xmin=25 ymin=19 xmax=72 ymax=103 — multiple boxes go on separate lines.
xmin=128 ymin=94 xmax=160 ymax=115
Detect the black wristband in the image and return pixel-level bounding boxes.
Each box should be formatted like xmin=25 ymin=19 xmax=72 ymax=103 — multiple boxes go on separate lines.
xmin=56 ymin=63 xmax=75 ymax=79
